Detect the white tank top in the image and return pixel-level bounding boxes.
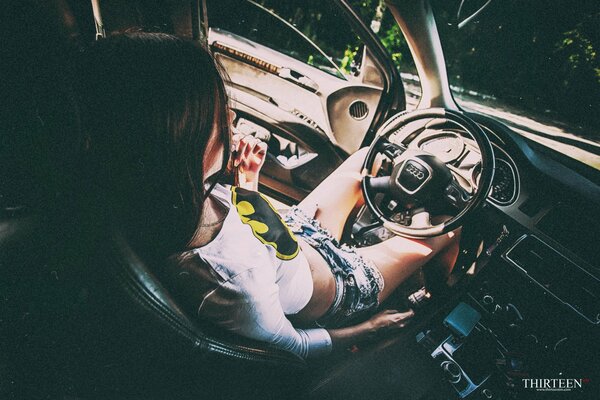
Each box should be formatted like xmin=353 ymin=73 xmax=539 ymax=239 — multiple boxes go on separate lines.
xmin=173 ymin=184 xmax=331 ymax=358
xmin=204 ymin=183 xmax=313 ymax=314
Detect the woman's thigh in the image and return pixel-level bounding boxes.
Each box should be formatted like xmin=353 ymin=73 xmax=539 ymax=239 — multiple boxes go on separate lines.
xmin=357 ymin=230 xmax=460 ymax=302
xmin=297 ymin=147 xmax=368 ymax=241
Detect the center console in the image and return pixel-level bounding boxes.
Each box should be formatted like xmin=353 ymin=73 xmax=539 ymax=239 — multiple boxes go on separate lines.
xmin=414 ymin=243 xmax=599 ymax=399
xmin=312 ymin=205 xmax=599 ymax=400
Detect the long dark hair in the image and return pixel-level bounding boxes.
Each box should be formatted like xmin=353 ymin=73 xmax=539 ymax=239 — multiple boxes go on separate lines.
xmin=77 ymin=33 xmax=231 ymax=257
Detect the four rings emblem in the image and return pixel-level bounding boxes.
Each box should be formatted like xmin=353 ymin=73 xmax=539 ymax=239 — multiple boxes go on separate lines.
xmin=397 ymin=159 xmax=431 ymax=193
xmin=405 ymin=164 xmax=426 ymax=180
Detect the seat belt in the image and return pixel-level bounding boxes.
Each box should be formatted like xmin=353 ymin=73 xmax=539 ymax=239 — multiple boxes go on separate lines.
xmin=91 ymin=0 xmax=105 ymax=40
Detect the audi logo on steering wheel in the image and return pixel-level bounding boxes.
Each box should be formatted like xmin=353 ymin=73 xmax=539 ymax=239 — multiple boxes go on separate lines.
xmin=405 ymin=164 xmax=425 ymax=180
xmin=397 ymin=159 xmax=431 ymax=194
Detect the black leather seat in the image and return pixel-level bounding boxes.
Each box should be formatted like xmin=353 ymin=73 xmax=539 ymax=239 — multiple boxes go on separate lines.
xmin=1 ymin=196 xmax=307 ymax=400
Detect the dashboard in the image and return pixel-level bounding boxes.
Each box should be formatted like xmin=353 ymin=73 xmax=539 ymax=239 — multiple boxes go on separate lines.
xmin=374 ymin=114 xmax=599 ymax=325
xmin=388 ymin=122 xmax=521 ymax=209
xmin=338 ymin=114 xmax=600 ymax=400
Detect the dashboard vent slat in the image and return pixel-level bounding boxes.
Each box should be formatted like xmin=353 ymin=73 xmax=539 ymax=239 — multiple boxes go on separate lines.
xmin=349 ymin=100 xmax=369 ymax=120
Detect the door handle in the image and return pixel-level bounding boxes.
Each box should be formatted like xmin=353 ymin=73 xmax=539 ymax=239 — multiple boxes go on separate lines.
xmin=278 ymin=68 xmax=319 ymax=93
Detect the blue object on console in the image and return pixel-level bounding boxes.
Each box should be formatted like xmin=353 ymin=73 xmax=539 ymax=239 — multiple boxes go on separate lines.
xmin=443 ymin=302 xmax=481 ymax=338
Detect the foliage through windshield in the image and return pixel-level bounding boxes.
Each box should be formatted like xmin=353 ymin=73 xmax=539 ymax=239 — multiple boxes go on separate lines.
xmin=351 ymin=0 xmax=600 ymax=170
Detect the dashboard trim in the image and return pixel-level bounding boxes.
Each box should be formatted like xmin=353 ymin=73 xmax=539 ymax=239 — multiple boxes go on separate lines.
xmin=487 ymin=144 xmax=520 ymax=207
xmin=503 ymin=234 xmax=600 ymax=325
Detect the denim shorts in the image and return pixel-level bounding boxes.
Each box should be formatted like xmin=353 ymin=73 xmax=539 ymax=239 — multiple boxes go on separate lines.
xmin=283 ymin=206 xmax=384 ymax=328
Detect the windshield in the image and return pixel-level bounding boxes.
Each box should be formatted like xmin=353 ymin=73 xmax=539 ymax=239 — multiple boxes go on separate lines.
xmin=430 ymin=0 xmax=600 ymax=170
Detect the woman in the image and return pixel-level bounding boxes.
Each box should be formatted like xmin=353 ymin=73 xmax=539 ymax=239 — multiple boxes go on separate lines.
xmin=78 ymin=33 xmax=458 ymax=359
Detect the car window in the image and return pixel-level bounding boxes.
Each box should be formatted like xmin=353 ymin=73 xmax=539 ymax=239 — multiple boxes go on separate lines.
xmin=206 ymin=0 xmax=352 ymax=79
xmin=431 ymin=0 xmax=600 ymax=170
xmin=348 ymin=0 xmax=422 ymax=108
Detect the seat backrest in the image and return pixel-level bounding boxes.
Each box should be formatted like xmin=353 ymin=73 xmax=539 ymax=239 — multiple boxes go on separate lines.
xmin=103 ymin=229 xmax=305 ymax=367
xmin=58 ymin=222 xmax=307 ymax=397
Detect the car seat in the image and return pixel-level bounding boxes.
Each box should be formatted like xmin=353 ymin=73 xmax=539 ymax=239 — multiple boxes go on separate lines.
xmin=1 ymin=2 xmax=306 ymax=399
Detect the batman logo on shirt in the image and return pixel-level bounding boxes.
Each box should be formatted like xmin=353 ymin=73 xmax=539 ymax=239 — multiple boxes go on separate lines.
xmin=231 ymin=186 xmax=299 ymax=260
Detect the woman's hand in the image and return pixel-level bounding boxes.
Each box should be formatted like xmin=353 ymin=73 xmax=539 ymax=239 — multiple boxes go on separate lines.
xmin=232 ymin=133 xmax=268 ymax=191
xmin=365 ymin=309 xmax=415 ymax=338
xmin=327 ymin=309 xmax=414 ymax=352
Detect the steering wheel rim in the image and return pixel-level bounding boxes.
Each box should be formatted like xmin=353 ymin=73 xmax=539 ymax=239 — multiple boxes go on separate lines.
xmin=361 ymin=108 xmax=495 ymax=238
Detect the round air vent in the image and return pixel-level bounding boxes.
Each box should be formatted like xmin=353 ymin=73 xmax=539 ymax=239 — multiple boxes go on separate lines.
xmin=349 ymin=100 xmax=369 ymax=120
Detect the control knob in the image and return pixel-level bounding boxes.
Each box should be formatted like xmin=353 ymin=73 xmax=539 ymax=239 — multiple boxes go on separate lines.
xmin=441 ymin=360 xmax=462 ymax=384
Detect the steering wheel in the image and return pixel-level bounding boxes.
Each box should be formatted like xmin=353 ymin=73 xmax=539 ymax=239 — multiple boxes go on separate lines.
xmin=361 ymin=108 xmax=495 ymax=238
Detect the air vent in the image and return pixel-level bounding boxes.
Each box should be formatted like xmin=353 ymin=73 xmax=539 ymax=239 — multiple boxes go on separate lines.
xmin=349 ymin=100 xmax=369 ymax=120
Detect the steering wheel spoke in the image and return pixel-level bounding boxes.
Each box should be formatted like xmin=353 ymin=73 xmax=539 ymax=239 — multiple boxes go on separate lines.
xmin=378 ymin=138 xmax=407 ymax=160
xmin=364 ymin=175 xmax=392 ymax=194
xmin=409 ymin=210 xmax=432 ymax=229
xmin=444 ymin=176 xmax=472 ymax=209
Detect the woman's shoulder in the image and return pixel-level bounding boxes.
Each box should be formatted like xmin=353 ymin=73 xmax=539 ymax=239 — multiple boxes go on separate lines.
xmin=162 ymin=249 xmax=264 ymax=319
xmin=167 ymin=248 xmax=263 ymax=289
xmin=209 ymin=182 xmax=233 ymax=204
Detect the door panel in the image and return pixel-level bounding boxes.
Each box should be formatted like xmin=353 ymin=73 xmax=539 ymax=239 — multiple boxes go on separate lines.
xmin=326 ymin=85 xmax=383 ymax=153
xmin=211 ymin=33 xmax=334 ymax=136
xmin=228 ymin=96 xmax=343 ymax=203
xmin=205 ymin=0 xmax=401 ymax=199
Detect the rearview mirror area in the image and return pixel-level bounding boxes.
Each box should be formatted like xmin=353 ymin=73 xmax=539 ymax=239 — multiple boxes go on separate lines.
xmin=457 ymin=0 xmax=494 ymax=29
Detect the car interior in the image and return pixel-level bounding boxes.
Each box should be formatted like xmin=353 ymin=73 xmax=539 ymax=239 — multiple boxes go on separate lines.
xmin=2 ymin=1 xmax=599 ymax=399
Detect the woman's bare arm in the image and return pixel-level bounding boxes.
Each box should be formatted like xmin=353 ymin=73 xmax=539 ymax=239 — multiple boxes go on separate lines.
xmin=327 ymin=309 xmax=415 ymax=351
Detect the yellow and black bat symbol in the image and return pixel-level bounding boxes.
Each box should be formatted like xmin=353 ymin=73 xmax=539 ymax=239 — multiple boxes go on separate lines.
xmin=231 ymin=186 xmax=299 ymax=260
